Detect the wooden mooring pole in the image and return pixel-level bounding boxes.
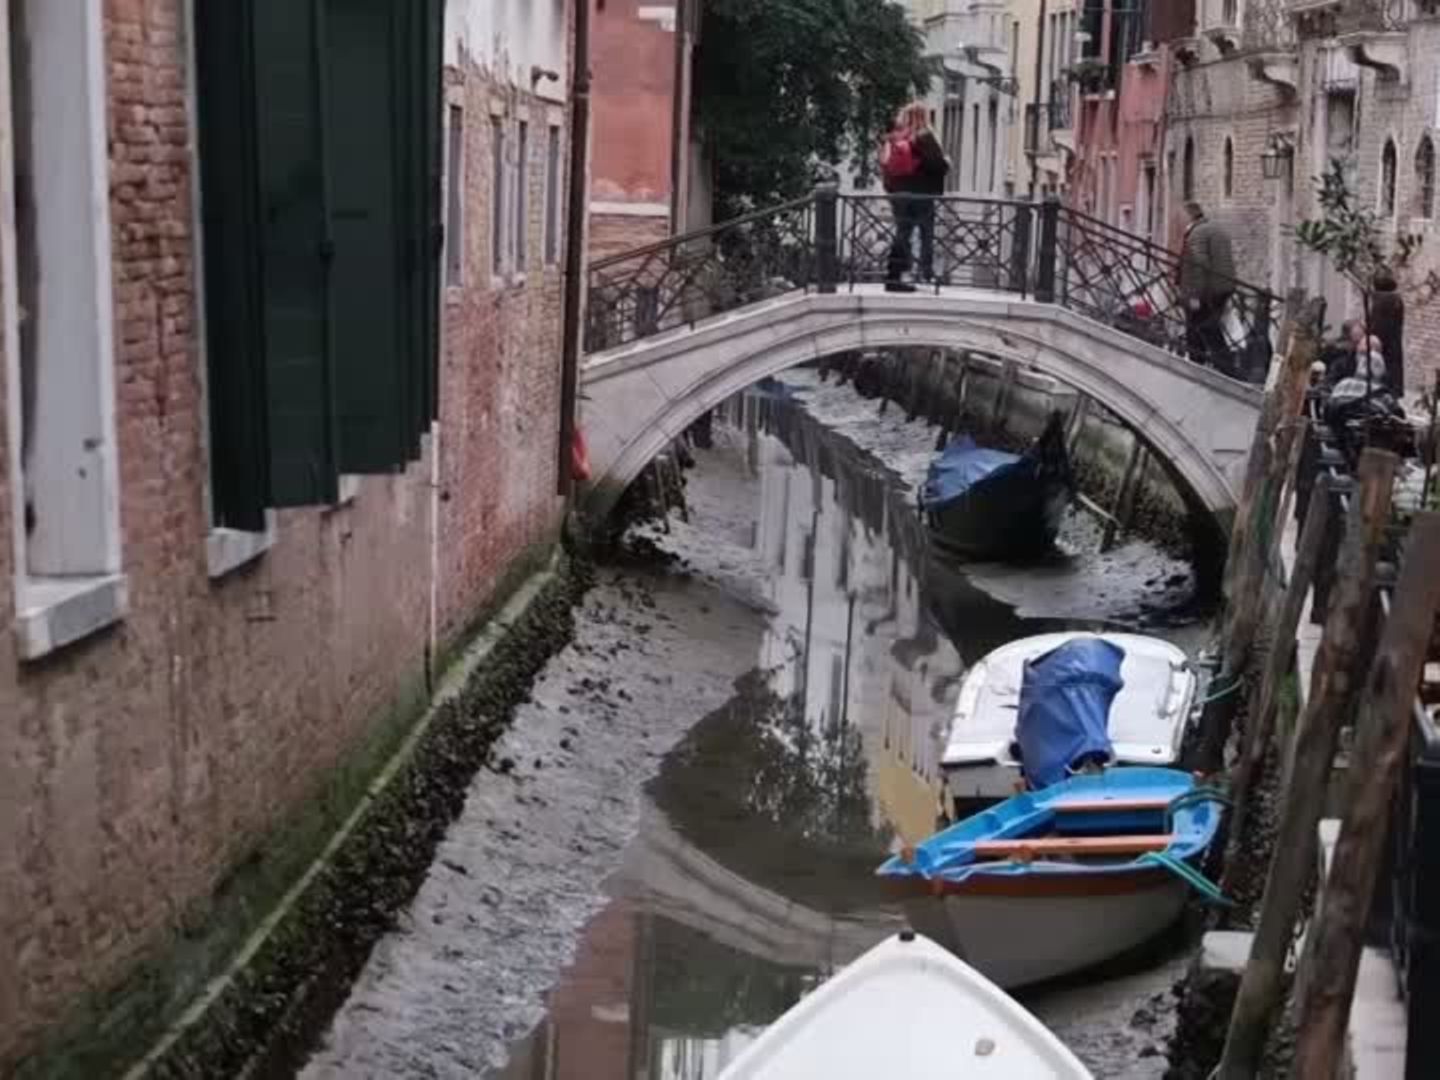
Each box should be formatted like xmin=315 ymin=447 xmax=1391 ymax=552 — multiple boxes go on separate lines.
xmin=1290 ymin=512 xmax=1440 ymax=1076
xmin=1221 ymin=301 xmax=1322 ymax=680
xmin=1215 ymin=447 xmax=1399 ymax=1080
xmin=1223 ymin=469 xmax=1334 ymax=886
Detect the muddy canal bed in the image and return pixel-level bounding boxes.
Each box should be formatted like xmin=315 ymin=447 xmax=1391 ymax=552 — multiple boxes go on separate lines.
xmin=304 ymin=375 xmax=1215 ymax=1078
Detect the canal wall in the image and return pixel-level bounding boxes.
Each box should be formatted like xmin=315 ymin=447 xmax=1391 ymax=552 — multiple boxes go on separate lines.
xmin=34 ymin=551 xmax=590 ymax=1079
xmin=824 ymin=348 xmax=1211 ymax=561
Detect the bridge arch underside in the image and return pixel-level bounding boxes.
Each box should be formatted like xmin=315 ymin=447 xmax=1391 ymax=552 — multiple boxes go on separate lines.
xmin=580 ymin=292 xmax=1262 ymax=534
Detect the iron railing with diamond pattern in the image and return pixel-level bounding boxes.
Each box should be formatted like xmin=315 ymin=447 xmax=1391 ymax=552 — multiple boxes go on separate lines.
xmin=584 ymin=189 xmax=1280 ymax=385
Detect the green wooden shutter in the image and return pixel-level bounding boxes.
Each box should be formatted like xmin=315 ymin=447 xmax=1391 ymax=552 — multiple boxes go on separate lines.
xmin=324 ymin=0 xmax=443 ymax=473
xmin=420 ymin=0 xmax=443 ymax=427
xmin=325 ymin=0 xmax=409 ymax=473
xmin=253 ymin=0 xmax=339 ymax=505
xmin=194 ymin=0 xmax=270 ymax=530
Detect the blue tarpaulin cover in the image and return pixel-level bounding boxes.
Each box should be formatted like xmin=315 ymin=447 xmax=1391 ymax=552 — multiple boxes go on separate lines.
xmin=1015 ymin=639 xmax=1126 ymax=790
xmin=920 ymin=436 xmax=1026 ymax=512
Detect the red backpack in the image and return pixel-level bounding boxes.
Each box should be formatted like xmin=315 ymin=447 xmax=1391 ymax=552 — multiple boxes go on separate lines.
xmin=882 ymin=135 xmax=919 ymax=185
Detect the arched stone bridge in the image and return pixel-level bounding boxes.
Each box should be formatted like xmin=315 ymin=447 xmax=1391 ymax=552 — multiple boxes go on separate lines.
xmin=579 ymin=192 xmax=1273 ymax=527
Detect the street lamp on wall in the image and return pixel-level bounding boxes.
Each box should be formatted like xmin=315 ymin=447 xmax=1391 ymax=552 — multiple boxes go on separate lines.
xmin=1261 ymin=133 xmax=1295 ymax=181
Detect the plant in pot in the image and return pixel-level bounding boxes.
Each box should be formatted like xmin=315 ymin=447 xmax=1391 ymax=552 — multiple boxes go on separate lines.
xmin=1293 ymin=158 xmax=1438 ymax=471
xmin=1065 ymin=58 xmax=1109 ymax=95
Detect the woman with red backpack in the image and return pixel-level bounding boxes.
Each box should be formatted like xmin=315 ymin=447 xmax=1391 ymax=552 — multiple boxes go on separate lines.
xmin=880 ymin=102 xmax=950 ymax=292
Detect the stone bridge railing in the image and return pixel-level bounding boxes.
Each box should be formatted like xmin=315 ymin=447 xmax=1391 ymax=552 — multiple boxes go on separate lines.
xmin=585 ymin=189 xmax=1280 ymax=386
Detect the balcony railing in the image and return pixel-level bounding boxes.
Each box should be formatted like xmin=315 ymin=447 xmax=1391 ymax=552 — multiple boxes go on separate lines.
xmin=1336 ymin=0 xmax=1409 ymax=32
xmin=1246 ymin=0 xmax=1300 ymax=50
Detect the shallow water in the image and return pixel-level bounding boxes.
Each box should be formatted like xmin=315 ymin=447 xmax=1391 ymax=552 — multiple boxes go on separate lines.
xmin=305 ymin=375 xmax=1213 ymax=1079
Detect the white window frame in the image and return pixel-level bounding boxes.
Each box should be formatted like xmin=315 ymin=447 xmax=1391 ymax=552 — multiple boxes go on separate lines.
xmin=445 ymin=101 xmax=466 ymax=289
xmin=490 ymin=105 xmax=507 ymax=283
xmin=544 ymin=122 xmax=562 ymax=266
xmin=2 ymin=0 xmax=127 ymax=658
xmin=513 ymin=117 xmax=528 ymax=280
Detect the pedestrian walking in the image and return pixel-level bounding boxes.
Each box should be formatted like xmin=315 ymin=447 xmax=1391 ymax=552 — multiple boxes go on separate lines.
xmin=1177 ymin=201 xmax=1236 ymax=374
xmin=1368 ymin=266 xmax=1406 ymax=396
xmin=881 ymin=103 xmax=949 ymax=293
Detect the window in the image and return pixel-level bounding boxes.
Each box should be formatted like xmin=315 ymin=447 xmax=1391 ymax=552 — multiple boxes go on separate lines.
xmin=987 ymin=99 xmax=999 ymax=193
xmin=1183 ymin=137 xmax=1196 ymax=201
xmin=971 ymin=103 xmax=981 ymax=191
xmin=446 ymin=105 xmax=465 ymax=286
xmin=192 ymin=0 xmax=443 ymax=529
xmin=4 ymin=0 xmax=125 ymax=655
xmin=1142 ymin=162 xmax=1158 ymax=239
xmin=514 ymin=119 xmax=528 ymax=271
xmin=545 ymin=126 xmax=562 ymax=264
xmin=491 ymin=116 xmax=506 ymax=274
xmin=1417 ymin=137 xmax=1436 ymax=219
xmin=1223 ymin=137 xmax=1234 ymax=199
xmin=1381 ymin=137 xmax=1398 ymax=217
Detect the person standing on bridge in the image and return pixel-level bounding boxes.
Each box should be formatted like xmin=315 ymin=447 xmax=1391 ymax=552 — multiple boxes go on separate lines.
xmin=1178 ymin=201 xmax=1236 ymax=375
xmin=881 ymin=103 xmax=949 ymax=292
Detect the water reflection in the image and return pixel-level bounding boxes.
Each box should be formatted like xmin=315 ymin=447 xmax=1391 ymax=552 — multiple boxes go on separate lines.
xmin=495 ymin=386 xmax=1191 ymax=1078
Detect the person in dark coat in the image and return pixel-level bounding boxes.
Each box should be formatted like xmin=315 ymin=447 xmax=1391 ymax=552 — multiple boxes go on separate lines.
xmin=881 ymin=102 xmax=949 ymax=292
xmin=1368 ymin=267 xmax=1406 ymax=396
xmin=1178 ymin=201 xmax=1237 ymax=374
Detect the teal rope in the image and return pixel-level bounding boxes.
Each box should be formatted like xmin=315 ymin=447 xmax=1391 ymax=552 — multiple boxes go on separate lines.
xmin=1138 ymin=851 xmax=1234 ymax=907
xmin=1199 ymin=677 xmax=1244 ymax=705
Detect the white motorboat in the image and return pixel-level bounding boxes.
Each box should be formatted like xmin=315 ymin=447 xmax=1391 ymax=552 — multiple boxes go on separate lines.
xmin=717 ymin=931 xmax=1093 ymax=1080
xmin=940 ymin=632 xmax=1200 ymax=817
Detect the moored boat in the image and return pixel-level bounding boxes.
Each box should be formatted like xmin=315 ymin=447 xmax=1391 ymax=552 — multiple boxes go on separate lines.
xmin=717 ymin=931 xmax=1093 ymax=1079
xmin=941 ymin=632 xmax=1200 ymax=818
xmin=876 ymin=767 xmax=1226 ymax=989
xmin=920 ymin=410 xmax=1073 ymax=561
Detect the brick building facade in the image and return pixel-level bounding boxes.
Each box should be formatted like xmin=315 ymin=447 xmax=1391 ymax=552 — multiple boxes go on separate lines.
xmin=1163 ymin=1 xmax=1440 ymax=393
xmin=589 ymin=0 xmax=706 ymax=261
xmin=0 ymin=0 xmax=572 ymax=1069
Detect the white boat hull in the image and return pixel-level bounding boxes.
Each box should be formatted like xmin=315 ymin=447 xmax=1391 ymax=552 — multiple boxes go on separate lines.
xmin=899 ymin=877 xmax=1189 ymax=989
xmin=718 ymin=932 xmax=1092 ymax=1079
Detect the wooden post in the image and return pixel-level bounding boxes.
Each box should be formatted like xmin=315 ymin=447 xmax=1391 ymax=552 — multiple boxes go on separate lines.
xmin=1066 ymin=394 xmax=1090 ymax=456
xmin=1223 ymin=471 xmax=1334 ymax=892
xmin=1103 ymin=438 xmax=1146 ymax=552
xmin=1222 ymin=418 xmax=1305 ymax=679
xmin=1224 ymin=296 xmax=1322 ymax=607
xmin=1290 ymin=513 xmax=1440 ymax=1076
xmin=1215 ymin=448 xmax=1400 ymax=1080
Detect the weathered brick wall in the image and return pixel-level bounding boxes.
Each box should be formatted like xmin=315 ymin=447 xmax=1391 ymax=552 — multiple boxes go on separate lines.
xmin=588 ymin=212 xmax=670 ymax=263
xmin=1166 ymin=23 xmax=1440 ymax=394
xmin=1167 ymin=51 xmax=1294 ymax=292
xmin=1322 ymin=22 xmax=1440 ymax=395
xmin=0 ymin=0 xmax=565 ymax=1068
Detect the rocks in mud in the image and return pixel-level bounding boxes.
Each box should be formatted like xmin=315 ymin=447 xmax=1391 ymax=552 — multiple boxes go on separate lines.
xmin=1163 ymin=965 xmax=1241 ymax=1080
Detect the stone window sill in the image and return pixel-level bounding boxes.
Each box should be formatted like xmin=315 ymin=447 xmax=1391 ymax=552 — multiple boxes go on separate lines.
xmin=16 ymin=573 xmax=128 ymax=661
xmin=333 ymin=474 xmax=360 ymax=508
xmin=207 ymin=514 xmax=277 ymax=580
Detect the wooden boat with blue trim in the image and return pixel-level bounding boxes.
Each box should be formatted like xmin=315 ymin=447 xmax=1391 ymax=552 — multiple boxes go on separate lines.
xmin=718 ymin=931 xmax=1093 ymax=1079
xmin=876 ymin=767 xmax=1225 ymax=989
xmin=920 ymin=410 xmax=1074 ymax=561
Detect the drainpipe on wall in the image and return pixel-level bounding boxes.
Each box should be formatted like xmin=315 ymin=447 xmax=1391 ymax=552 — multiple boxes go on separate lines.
xmin=1029 ymin=0 xmax=1048 ymax=200
xmin=557 ymin=0 xmax=592 ymax=498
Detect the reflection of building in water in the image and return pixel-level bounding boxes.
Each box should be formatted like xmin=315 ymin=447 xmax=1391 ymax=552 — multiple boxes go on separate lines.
xmin=739 ymin=396 xmax=964 ymax=845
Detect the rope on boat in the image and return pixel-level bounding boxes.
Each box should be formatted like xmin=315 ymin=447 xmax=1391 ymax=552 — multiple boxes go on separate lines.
xmin=1197 ymin=677 xmax=1244 ymax=705
xmin=1137 ymin=787 xmax=1235 ymax=906
xmin=1137 ymin=851 xmax=1234 ymax=907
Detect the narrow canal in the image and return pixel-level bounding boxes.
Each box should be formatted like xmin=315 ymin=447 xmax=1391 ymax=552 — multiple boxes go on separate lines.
xmin=303 ymin=366 xmax=1217 ymax=1079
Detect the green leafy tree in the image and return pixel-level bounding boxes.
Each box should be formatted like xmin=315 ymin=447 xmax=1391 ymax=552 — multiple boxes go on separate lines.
xmin=1293 ymin=158 xmax=1437 ymax=394
xmin=695 ymin=0 xmax=933 ymax=218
